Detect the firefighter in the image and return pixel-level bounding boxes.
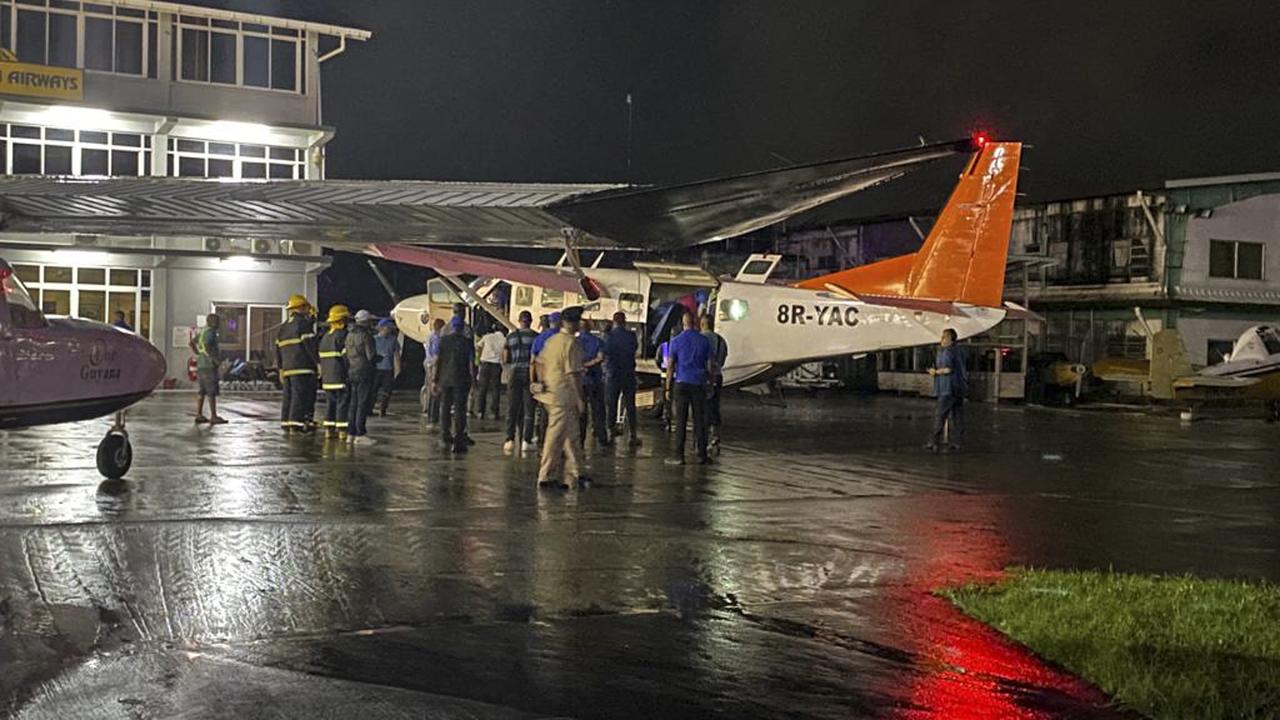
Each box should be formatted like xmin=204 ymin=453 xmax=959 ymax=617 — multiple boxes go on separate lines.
xmin=276 ymin=293 xmax=319 ymax=433
xmin=318 ymin=305 xmax=351 ymax=440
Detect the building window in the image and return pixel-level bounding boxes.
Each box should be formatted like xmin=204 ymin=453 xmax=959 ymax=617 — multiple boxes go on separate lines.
xmin=1 ymin=1 xmax=156 ymax=77
xmin=167 ymin=138 xmax=304 ymax=180
xmin=1206 ymin=339 xmax=1235 ymax=365
xmin=1209 ymin=239 xmax=1264 ymax=280
xmin=0 ymin=124 xmax=150 ymax=176
xmin=17 ymin=262 xmax=153 ymax=340
xmin=176 ymin=15 xmax=301 ymax=92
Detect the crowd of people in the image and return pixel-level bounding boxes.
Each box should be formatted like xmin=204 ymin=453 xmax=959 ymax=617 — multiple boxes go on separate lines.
xmin=190 ymin=293 xmax=738 ymax=485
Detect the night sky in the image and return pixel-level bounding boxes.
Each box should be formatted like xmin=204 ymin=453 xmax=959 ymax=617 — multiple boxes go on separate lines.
xmin=202 ymin=0 xmax=1280 ymax=216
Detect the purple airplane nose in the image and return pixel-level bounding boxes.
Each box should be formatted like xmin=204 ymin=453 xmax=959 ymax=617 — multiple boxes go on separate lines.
xmin=100 ymin=327 xmax=167 ymax=397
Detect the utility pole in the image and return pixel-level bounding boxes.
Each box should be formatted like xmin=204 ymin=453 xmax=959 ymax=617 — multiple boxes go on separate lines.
xmin=625 ymin=92 xmax=634 ymax=178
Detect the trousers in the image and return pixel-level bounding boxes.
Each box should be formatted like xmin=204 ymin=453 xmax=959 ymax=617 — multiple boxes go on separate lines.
xmin=474 ymin=362 xmax=503 ymax=418
xmin=372 ymin=368 xmax=395 ymax=415
xmin=606 ymin=373 xmax=638 ymax=437
xmin=505 ymin=369 xmax=535 ymax=443
xmin=283 ymin=373 xmax=317 ymax=428
xmin=347 ymin=378 xmax=374 ymax=436
xmin=672 ymin=382 xmax=708 ymax=459
xmin=324 ymin=388 xmax=349 ymax=431
xmin=579 ymin=382 xmax=609 ymax=447
xmin=538 ymin=403 xmax=583 ymax=484
xmin=930 ymin=394 xmax=965 ymax=446
xmin=440 ymin=384 xmax=470 ymax=447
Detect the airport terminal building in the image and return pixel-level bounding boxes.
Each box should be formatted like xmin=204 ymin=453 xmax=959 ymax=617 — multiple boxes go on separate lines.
xmin=0 ymin=0 xmax=367 ymax=384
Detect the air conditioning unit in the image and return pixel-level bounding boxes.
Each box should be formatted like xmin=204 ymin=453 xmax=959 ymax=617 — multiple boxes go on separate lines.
xmin=73 ymin=234 xmax=100 ymax=247
xmin=204 ymin=238 xmax=222 ymax=253
xmin=252 ymin=238 xmax=274 ymax=255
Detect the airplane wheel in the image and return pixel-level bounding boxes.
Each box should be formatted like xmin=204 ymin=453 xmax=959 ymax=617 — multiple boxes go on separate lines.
xmin=96 ymin=432 xmax=133 ymax=480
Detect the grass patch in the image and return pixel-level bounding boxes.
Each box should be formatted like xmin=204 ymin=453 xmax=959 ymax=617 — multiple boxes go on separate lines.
xmin=940 ymin=568 xmax=1280 ymax=720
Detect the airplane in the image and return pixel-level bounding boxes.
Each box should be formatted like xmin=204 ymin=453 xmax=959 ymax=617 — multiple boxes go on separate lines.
xmin=380 ymin=138 xmax=1029 ymax=391
xmin=1092 ymin=318 xmax=1280 ymax=419
xmin=0 ymin=259 xmax=167 ymax=478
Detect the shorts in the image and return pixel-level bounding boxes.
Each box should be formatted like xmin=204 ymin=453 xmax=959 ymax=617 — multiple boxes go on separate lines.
xmin=197 ymin=367 xmax=220 ymax=397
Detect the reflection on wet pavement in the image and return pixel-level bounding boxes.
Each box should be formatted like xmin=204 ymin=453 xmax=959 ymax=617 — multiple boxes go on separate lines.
xmin=1 ymin=393 xmax=1276 ymax=718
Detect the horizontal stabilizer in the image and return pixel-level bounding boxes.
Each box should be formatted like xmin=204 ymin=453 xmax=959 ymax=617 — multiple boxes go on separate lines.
xmin=368 ymin=243 xmax=584 ymax=294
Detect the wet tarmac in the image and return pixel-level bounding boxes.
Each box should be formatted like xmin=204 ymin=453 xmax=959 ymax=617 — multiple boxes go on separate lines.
xmin=1 ymin=392 xmax=1276 ymax=719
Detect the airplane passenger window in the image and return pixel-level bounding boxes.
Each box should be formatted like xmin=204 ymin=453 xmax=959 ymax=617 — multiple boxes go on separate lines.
xmin=541 ymin=289 xmax=564 ymax=309
xmin=741 ymin=260 xmax=773 ymax=276
xmin=718 ymin=298 xmax=748 ymax=322
xmin=2 ymin=269 xmax=48 ymax=329
xmin=619 ymin=292 xmax=643 ymax=315
xmin=514 ymin=286 xmax=534 ymax=307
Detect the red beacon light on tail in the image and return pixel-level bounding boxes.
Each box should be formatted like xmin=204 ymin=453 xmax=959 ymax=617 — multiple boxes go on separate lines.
xmin=970 ymin=131 xmax=991 ymax=150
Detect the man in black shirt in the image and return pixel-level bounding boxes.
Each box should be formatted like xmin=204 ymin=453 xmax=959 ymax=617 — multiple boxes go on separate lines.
xmin=433 ymin=316 xmax=475 ymax=453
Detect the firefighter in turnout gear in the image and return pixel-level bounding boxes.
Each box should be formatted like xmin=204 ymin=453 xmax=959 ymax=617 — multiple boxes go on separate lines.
xmin=276 ymin=293 xmax=319 ymax=432
xmin=319 ymin=305 xmax=351 ymax=439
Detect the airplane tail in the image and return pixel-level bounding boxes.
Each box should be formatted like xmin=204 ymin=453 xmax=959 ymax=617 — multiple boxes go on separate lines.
xmin=794 ymin=141 xmax=1022 ymax=308
xmin=1148 ymin=329 xmax=1193 ymax=400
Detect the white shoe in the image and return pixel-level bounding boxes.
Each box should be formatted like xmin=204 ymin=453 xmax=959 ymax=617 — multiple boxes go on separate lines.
xmin=502 ymin=440 xmax=515 ymax=453
xmin=521 ymin=441 xmax=536 ymax=453
xmin=352 ymin=435 xmax=377 ymax=446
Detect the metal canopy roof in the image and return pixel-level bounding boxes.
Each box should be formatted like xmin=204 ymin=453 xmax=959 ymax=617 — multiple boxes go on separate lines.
xmin=0 ymin=139 xmax=976 ymax=251
xmin=114 ymin=1 xmax=372 ymax=40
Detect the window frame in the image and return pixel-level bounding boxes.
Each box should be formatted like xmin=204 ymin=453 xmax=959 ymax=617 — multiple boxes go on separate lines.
xmin=175 ymin=15 xmax=302 ymax=93
xmin=0 ymin=0 xmax=155 ymax=78
xmin=17 ymin=262 xmax=153 ymax=340
xmin=1 ymin=123 xmax=150 ymax=176
xmin=167 ymin=136 xmax=304 ymax=180
xmin=1208 ymin=239 xmax=1266 ymax=281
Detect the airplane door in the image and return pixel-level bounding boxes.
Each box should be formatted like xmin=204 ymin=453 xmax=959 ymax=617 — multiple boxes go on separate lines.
xmin=734 ymin=254 xmax=783 ymax=284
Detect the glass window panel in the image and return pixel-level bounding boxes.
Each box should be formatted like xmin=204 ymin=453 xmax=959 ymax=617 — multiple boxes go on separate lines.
xmin=113 ymin=133 xmax=142 ymax=147
xmin=85 ymin=16 xmax=114 ymax=71
xmin=80 ymin=130 xmax=108 ymax=145
xmin=270 ymin=38 xmax=296 ymax=90
xmin=208 ymin=142 xmax=234 ymax=156
xmin=45 ymin=266 xmax=73 ymax=283
xmin=14 ymin=264 xmax=40 ymax=283
xmin=50 ymin=1 xmax=79 ymax=10
xmin=12 ymin=144 xmax=41 ymax=174
xmin=176 ymin=138 xmax=203 ymax=153
xmin=110 ymin=269 xmax=138 ymax=287
xmin=140 ymin=290 xmax=150 ymax=340
xmin=117 ymin=7 xmax=143 ymax=18
xmin=80 ymin=146 xmax=108 ymax=174
xmin=140 ymin=270 xmax=150 ymax=287
xmin=179 ymin=16 xmax=208 ymax=26
xmin=208 ymin=158 xmax=233 ymax=177
xmin=44 ymin=145 xmax=72 ymax=174
xmin=79 ymin=267 xmax=106 ymax=285
xmin=242 ymin=35 xmax=268 ymax=87
xmin=11 ymin=125 xmax=39 ymax=139
xmin=178 ymin=156 xmax=205 ymax=177
xmin=269 ymin=146 xmax=295 ymax=161
xmin=239 ymin=144 xmax=266 ymax=158
xmin=1237 ymin=242 xmax=1264 ymax=280
xmin=78 ymin=290 xmax=106 ymax=321
xmin=16 ymin=10 xmax=46 ymax=65
xmin=0 ymin=6 xmax=10 ymax=55
xmin=85 ymin=3 xmax=112 ymax=13
xmin=180 ymin=27 xmax=209 ymax=81
xmin=211 ymin=18 xmax=237 ymax=30
xmin=111 ymin=149 xmax=139 ymax=176
xmin=147 ymin=20 xmax=157 ymax=79
xmin=46 ymin=127 xmax=73 ymax=141
xmin=1208 ymin=240 xmax=1235 ymax=279
xmin=240 ymin=161 xmax=266 ymax=179
xmin=271 ymin=27 xmax=298 ymax=37
xmin=210 ymin=31 xmax=236 ymax=84
xmin=0 ymin=140 xmax=6 ymax=169
xmin=540 ymin=289 xmax=564 ymax=309
xmin=47 ymin=11 xmax=77 ymax=67
xmin=115 ymin=19 xmax=143 ymax=75
xmin=242 ymin=23 xmax=268 ymax=33
xmin=42 ymin=288 xmax=71 ymax=315
xmin=268 ymin=163 xmax=294 ymax=179
xmin=142 ymin=152 xmax=151 ymax=175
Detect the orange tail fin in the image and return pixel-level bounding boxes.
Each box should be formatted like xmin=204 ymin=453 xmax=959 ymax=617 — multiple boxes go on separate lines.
xmin=795 ymin=142 xmax=1022 ymax=308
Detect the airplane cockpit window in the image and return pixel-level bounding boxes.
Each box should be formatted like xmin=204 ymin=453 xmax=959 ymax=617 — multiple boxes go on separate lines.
xmin=1261 ymin=327 xmax=1280 ymax=355
xmin=1 ymin=266 xmax=48 ymax=329
xmin=541 ymin=289 xmax=564 ymax=309
xmin=618 ymin=292 xmax=644 ymax=316
xmin=717 ymin=298 xmax=749 ymax=323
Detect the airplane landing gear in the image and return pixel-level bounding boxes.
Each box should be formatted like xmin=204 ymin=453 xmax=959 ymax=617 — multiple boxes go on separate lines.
xmin=96 ymin=411 xmax=133 ymax=479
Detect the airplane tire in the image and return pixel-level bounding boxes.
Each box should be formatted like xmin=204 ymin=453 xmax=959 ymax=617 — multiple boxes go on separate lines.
xmin=96 ymin=432 xmax=133 ymax=480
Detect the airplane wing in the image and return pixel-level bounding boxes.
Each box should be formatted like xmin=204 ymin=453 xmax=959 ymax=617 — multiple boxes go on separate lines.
xmin=0 ymin=139 xmax=972 ymax=251
xmin=368 ymin=243 xmax=585 ymax=294
xmin=545 ymin=139 xmax=975 ymax=250
xmin=1172 ymin=375 xmax=1260 ymax=389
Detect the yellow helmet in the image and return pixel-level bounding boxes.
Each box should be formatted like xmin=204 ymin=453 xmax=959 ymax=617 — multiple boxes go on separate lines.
xmin=286 ymin=293 xmax=310 ymax=312
xmin=326 ymin=304 xmax=350 ymax=323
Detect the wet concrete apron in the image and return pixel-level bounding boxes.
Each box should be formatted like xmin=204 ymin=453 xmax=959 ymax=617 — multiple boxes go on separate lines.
xmin=0 ymin=393 xmax=1276 ymax=718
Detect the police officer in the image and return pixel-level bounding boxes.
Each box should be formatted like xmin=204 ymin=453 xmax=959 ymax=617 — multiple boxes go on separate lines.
xmin=533 ymin=306 xmax=588 ymax=490
xmin=276 ymin=293 xmax=319 ymax=433
xmin=318 ymin=305 xmax=351 ymax=439
xmin=345 ymin=309 xmax=378 ymax=444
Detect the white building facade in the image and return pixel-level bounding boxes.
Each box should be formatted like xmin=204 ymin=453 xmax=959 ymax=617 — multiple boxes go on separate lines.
xmin=0 ymin=0 xmax=368 ymax=385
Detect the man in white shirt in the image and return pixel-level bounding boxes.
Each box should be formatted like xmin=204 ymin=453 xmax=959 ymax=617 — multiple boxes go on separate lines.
xmin=473 ymin=326 xmax=507 ymax=420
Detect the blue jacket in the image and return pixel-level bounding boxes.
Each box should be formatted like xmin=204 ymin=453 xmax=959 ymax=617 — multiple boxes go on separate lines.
xmin=604 ymin=326 xmax=638 ymax=377
xmin=934 ymin=345 xmax=968 ymax=397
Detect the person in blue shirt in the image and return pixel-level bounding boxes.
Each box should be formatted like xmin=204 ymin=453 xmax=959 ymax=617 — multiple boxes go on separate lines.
xmin=604 ymin=310 xmax=641 ymax=447
xmin=529 ymin=312 xmax=560 ymax=445
xmin=372 ymin=318 xmax=402 ymax=417
xmin=926 ymin=328 xmax=968 ymax=452
xmin=576 ymin=318 xmax=610 ymax=448
xmin=531 ymin=311 xmax=561 ymax=356
xmin=421 ymin=318 xmax=445 ymax=423
xmin=664 ymin=312 xmax=713 ymax=465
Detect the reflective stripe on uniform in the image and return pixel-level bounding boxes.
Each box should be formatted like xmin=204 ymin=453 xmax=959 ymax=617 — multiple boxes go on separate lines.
xmin=276 ymin=338 xmax=303 ymax=347
xmin=319 ymin=351 xmax=343 ymax=358
xmin=322 ymin=383 xmax=345 ymax=390
xmin=281 ymin=368 xmax=316 ymax=377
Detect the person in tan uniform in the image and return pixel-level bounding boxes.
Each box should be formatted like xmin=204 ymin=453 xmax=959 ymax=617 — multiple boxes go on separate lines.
xmin=531 ymin=305 xmax=589 ymax=490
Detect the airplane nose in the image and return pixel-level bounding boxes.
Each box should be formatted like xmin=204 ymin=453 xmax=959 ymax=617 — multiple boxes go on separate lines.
xmin=113 ymin=330 xmax=167 ymax=393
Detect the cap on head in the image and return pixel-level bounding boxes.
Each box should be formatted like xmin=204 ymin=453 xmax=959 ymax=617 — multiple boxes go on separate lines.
xmin=548 ymin=311 xmax=562 ymax=326
xmin=378 ymin=318 xmax=396 ymax=330
xmin=354 ymin=309 xmax=374 ymax=324
xmin=326 ymin=304 xmax=350 ymax=323
xmin=450 ymin=316 xmax=464 ymax=329
xmin=287 ymin=293 xmax=310 ymax=312
xmin=561 ymin=306 xmax=583 ymax=324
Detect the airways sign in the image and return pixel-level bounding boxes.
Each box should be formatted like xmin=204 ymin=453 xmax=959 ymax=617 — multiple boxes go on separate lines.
xmin=0 ymin=48 xmax=83 ymax=101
